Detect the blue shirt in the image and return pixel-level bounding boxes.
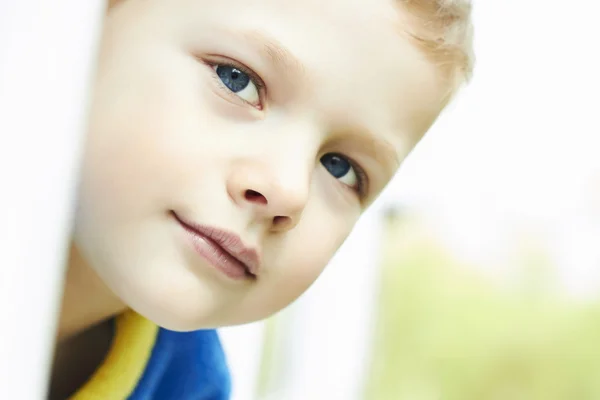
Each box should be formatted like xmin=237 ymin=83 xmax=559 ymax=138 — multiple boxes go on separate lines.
xmin=70 ymin=311 xmax=231 ymax=400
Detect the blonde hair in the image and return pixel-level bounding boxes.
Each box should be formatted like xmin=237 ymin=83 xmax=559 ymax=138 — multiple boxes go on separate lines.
xmin=398 ymin=0 xmax=475 ymax=103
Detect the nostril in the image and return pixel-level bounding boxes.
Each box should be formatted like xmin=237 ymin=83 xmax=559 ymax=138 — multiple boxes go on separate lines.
xmin=272 ymin=215 xmax=291 ymax=227
xmin=245 ymin=189 xmax=267 ymax=205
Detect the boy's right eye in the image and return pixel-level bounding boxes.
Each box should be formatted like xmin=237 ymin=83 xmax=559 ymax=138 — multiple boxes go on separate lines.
xmin=213 ymin=64 xmax=264 ymax=109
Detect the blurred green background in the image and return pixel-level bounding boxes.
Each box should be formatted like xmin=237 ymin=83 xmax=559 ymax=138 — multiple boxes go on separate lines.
xmin=363 ymin=215 xmax=600 ymax=400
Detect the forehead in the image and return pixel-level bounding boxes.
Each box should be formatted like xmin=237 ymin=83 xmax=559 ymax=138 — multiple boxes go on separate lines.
xmin=128 ymin=0 xmax=443 ymax=157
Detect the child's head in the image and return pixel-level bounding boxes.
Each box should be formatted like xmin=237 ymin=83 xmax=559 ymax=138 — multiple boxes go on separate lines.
xmin=75 ymin=0 xmax=473 ymax=330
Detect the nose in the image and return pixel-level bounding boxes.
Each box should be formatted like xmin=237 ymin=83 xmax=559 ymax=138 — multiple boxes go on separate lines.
xmin=227 ymin=160 xmax=309 ymax=232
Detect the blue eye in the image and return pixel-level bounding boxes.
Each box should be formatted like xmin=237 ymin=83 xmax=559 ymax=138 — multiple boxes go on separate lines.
xmin=214 ymin=65 xmax=260 ymax=106
xmin=320 ymin=153 xmax=359 ymax=189
xmin=321 ymin=153 xmax=350 ymax=178
xmin=216 ymin=65 xmax=250 ymax=93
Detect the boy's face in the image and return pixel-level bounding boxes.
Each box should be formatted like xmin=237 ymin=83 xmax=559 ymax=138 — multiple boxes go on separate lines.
xmin=76 ymin=0 xmax=442 ymax=330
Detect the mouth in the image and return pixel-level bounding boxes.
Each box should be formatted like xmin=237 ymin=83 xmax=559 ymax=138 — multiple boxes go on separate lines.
xmin=171 ymin=211 xmax=259 ymax=281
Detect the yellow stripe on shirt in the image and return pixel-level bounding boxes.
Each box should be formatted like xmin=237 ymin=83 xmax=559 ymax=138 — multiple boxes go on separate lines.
xmin=70 ymin=310 xmax=159 ymax=400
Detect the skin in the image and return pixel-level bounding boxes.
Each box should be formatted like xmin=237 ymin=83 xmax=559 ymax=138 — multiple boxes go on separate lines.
xmin=58 ymin=0 xmax=444 ymax=350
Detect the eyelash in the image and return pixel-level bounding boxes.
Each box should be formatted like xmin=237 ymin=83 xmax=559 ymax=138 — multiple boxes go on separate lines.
xmin=206 ymin=58 xmax=267 ymax=108
xmin=347 ymin=157 xmax=370 ymax=199
xmin=325 ymin=152 xmax=369 ymax=199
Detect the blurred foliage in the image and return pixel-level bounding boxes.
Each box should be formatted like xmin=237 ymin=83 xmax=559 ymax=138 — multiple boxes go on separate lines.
xmin=364 ymin=216 xmax=600 ymax=400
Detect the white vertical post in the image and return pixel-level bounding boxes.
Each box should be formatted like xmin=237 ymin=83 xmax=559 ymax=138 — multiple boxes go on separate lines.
xmin=0 ymin=1 xmax=105 ymax=398
xmin=220 ymin=322 xmax=267 ymax=400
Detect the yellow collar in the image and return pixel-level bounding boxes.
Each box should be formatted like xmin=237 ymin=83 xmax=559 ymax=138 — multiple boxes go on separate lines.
xmin=70 ymin=311 xmax=159 ymax=400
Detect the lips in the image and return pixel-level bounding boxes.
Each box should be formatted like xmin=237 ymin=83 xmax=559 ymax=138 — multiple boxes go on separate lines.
xmin=171 ymin=211 xmax=260 ymax=279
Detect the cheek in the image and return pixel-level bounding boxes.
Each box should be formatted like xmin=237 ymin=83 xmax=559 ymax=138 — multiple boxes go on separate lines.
xmin=251 ymin=201 xmax=359 ymax=318
xmin=272 ymin=177 xmax=360 ymax=292
xmin=79 ymin=108 xmax=179 ymax=225
xmin=80 ymin=47 xmax=222 ymax=221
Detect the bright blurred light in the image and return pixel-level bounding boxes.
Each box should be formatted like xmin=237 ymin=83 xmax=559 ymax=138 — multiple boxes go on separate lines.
xmin=381 ymin=0 xmax=600 ymax=299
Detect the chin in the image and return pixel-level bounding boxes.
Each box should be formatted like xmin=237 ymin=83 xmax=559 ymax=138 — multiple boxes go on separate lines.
xmin=132 ymin=304 xmax=216 ymax=332
xmin=124 ymin=290 xmax=236 ymax=332
xmin=141 ymin=301 xmax=278 ymax=331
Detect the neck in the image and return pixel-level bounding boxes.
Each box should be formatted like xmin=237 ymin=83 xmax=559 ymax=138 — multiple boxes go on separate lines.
xmin=57 ymin=244 xmax=126 ymax=342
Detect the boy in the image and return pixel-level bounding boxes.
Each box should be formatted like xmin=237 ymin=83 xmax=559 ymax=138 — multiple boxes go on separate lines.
xmin=50 ymin=0 xmax=474 ymax=398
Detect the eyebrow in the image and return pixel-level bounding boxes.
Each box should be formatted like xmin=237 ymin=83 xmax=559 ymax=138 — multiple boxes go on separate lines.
xmin=375 ymin=138 xmax=400 ymax=168
xmin=331 ymin=131 xmax=400 ymax=174
xmin=237 ymin=30 xmax=307 ymax=79
xmin=361 ymin=135 xmax=401 ymax=171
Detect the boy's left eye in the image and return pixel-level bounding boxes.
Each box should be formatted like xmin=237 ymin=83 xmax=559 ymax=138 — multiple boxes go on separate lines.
xmin=214 ymin=65 xmax=261 ymax=107
xmin=320 ymin=153 xmax=366 ymax=195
